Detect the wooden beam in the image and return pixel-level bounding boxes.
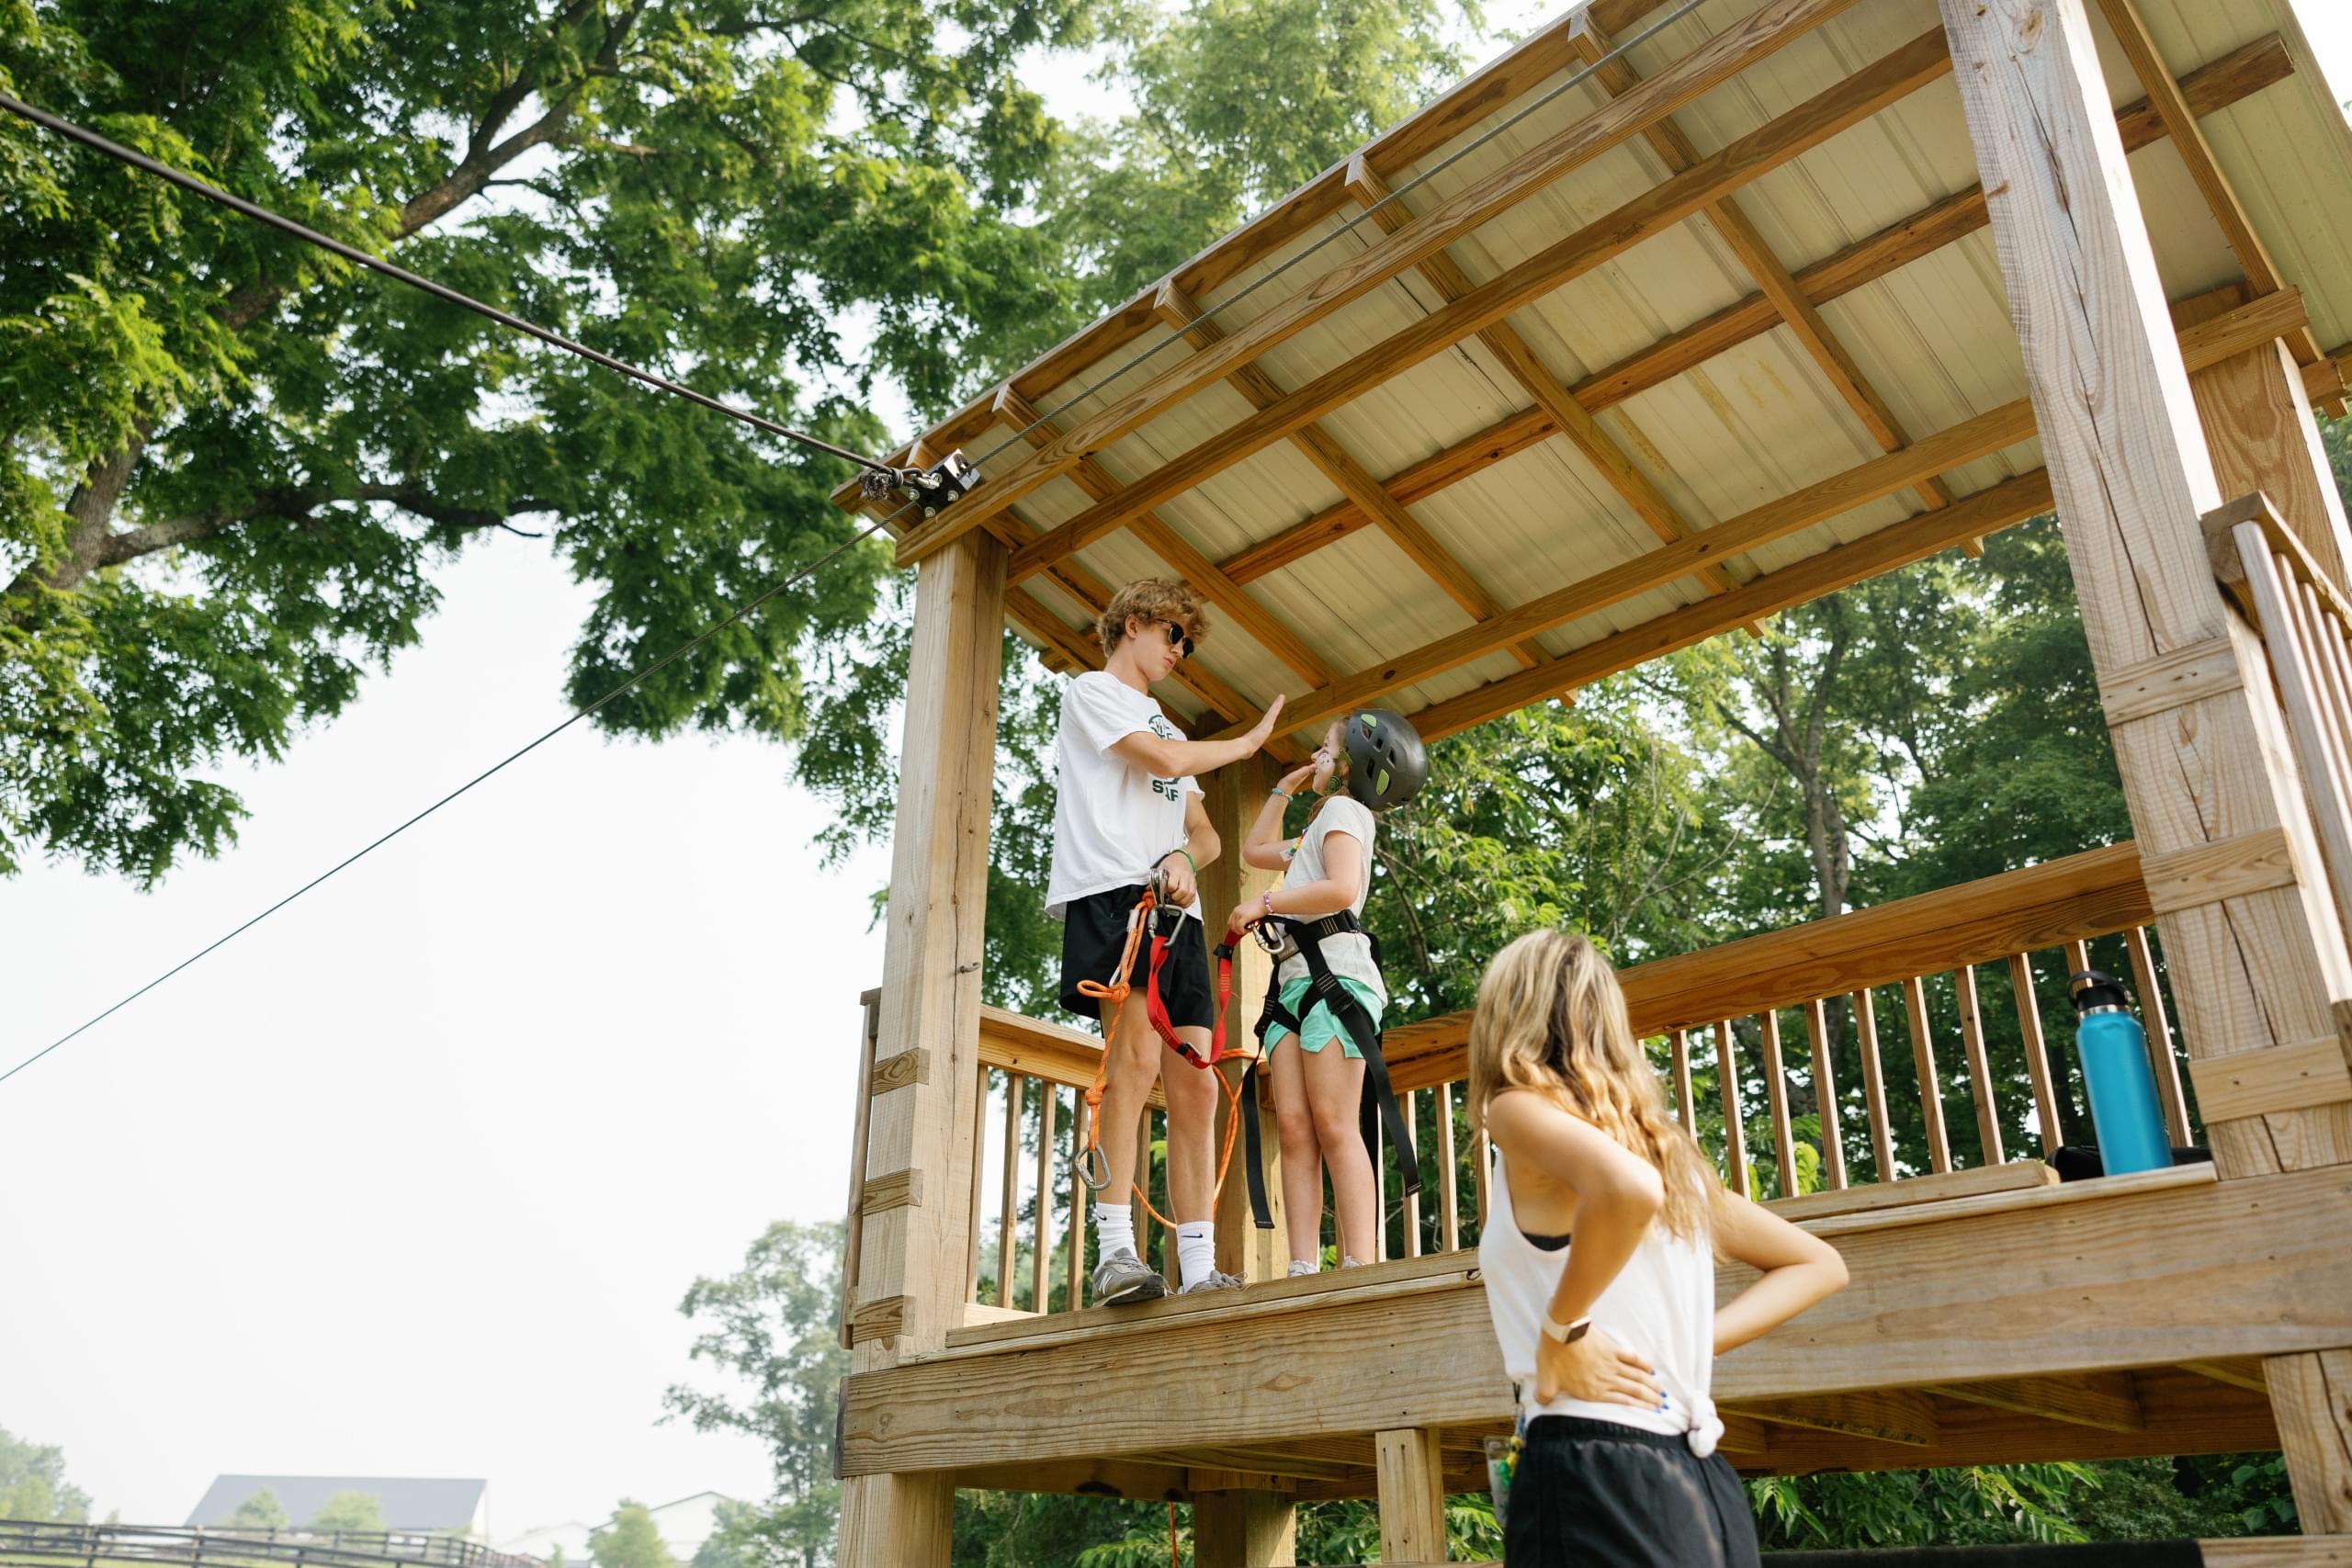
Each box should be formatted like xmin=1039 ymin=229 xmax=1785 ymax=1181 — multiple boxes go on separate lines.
xmin=1148 ymin=281 xmax=1542 ymax=669
xmin=896 ymin=0 xmax=1877 ymax=566
xmin=999 ymin=26 xmax=1955 ymax=583
xmin=2090 ymin=0 xmax=2324 ymax=371
xmin=1940 ymin=0 xmax=2352 ymax=1182
xmin=824 ymin=7 xmax=1617 ymax=517
xmin=1340 ymin=154 xmax=1749 ymax=615
xmin=989 ymin=384 xmax=1331 ymax=687
xmin=840 ymin=1164 xmax=2352 ymax=1472
xmin=1193 ymin=1488 xmax=1297 ymax=1568
xmin=1374 ymin=1428 xmax=1446 ymax=1564
xmin=1926 ymin=1372 xmax=2145 ymax=1432
xmin=1740 ymin=1389 xmax=1939 ymax=1445
xmin=1572 ymin=33 xmax=2297 ymax=412
xmin=1568 ymin=15 xmax=1960 ymax=532
xmin=837 ymin=532 xmax=1005 ymax=1564
xmin=2265 ymin=1349 xmax=2352 ymax=1535
xmin=1201 ymin=752 xmax=1287 ymax=1283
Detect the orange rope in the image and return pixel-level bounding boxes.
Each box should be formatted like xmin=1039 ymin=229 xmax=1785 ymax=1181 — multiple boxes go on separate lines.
xmin=1077 ymin=890 xmax=1250 ymax=1231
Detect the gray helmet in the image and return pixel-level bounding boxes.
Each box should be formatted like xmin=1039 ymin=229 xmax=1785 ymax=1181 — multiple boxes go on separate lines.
xmin=1341 ymin=707 xmax=1428 ymax=811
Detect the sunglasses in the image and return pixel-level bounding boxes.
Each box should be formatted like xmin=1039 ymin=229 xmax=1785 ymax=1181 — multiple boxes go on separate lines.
xmin=1153 ymin=619 xmax=1195 ymax=660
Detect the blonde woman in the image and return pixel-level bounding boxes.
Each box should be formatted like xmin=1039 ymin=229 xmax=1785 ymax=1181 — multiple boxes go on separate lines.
xmin=1470 ymin=931 xmax=1848 ymax=1567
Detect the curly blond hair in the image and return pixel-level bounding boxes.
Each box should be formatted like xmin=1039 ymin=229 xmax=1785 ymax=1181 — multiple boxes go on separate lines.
xmin=1469 ymin=930 xmax=1716 ymax=1242
xmin=1097 ymin=579 xmax=1209 ymax=656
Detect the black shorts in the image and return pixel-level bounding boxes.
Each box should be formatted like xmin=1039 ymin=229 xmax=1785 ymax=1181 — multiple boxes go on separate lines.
xmin=1058 ymin=885 xmax=1216 ymax=1032
xmin=1506 ymin=1417 xmax=1759 ymax=1568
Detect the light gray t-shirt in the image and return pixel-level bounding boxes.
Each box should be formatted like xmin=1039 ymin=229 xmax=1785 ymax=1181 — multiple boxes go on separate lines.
xmin=1274 ymin=795 xmax=1385 ymax=1002
xmin=1046 ymin=671 xmax=1202 ymax=919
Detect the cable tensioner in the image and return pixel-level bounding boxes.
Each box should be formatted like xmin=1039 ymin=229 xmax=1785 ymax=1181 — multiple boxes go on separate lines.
xmin=862 ymin=449 xmax=982 ymax=516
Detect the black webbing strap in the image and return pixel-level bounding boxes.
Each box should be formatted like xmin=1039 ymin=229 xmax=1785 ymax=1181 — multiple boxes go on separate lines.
xmin=1212 ymin=931 xmax=1277 ymax=1233
xmin=1261 ymin=916 xmax=1420 ymax=1201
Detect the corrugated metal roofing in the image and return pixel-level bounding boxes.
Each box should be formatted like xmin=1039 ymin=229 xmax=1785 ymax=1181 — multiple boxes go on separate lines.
xmin=850 ymin=0 xmax=2352 ymax=743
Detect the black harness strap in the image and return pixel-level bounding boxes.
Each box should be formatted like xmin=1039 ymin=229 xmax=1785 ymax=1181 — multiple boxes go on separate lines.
xmin=1210 ymin=931 xmax=1277 ymax=1233
xmin=1257 ymin=913 xmax=1420 ymax=1201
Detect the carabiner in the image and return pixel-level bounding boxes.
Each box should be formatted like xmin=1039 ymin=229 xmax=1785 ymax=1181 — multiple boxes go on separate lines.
xmin=1078 ymin=1142 xmax=1113 ymax=1191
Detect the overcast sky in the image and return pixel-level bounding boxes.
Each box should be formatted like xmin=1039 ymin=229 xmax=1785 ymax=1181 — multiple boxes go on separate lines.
xmin=6 ymin=2 xmax=2351 ymax=1544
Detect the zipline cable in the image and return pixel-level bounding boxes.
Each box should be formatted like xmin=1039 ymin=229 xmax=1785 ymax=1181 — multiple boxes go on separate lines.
xmin=0 ymin=510 xmax=896 ymax=1089
xmin=0 ymin=90 xmax=910 ymax=479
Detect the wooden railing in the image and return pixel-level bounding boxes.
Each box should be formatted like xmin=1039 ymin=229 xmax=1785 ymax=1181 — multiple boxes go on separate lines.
xmin=2207 ymin=491 xmax=2352 ymax=942
xmin=843 ymin=844 xmax=2209 ymax=1334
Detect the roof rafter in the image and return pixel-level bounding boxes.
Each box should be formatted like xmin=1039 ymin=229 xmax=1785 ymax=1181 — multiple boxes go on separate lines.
xmin=1338 ymin=156 xmax=1763 ymax=632
xmin=1205 ymin=290 xmax=2307 ymax=743
xmin=1149 ymin=280 xmax=1549 ymax=668
xmin=2089 ymin=0 xmax=2331 ymax=391
xmin=895 ymin=0 xmax=1880 ymax=566
xmin=1187 ymin=36 xmax=2293 ymax=595
xmin=1001 ymin=26 xmax=1956 ymax=586
xmin=1566 ymin=15 xmax=1970 ymax=545
xmin=989 ymin=384 xmax=1334 ymax=687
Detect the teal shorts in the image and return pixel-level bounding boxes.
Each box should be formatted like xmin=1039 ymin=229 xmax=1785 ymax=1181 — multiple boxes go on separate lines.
xmin=1263 ymin=976 xmax=1385 ymax=1058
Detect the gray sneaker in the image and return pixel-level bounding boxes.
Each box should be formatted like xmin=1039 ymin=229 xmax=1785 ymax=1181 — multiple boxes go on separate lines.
xmin=1091 ymin=1247 xmax=1168 ymax=1306
xmin=1178 ymin=1269 xmax=1246 ymax=1295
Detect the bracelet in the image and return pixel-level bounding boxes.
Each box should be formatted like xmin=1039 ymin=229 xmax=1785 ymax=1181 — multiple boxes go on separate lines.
xmin=1269 ymin=788 xmax=1293 ymax=800
xmin=1261 ymin=888 xmax=1275 ymax=919
xmin=1158 ymin=848 xmax=1196 ymax=876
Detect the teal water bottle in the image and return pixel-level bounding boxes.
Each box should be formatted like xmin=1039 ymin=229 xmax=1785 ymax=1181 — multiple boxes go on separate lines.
xmin=2068 ymin=969 xmax=2172 ymax=1176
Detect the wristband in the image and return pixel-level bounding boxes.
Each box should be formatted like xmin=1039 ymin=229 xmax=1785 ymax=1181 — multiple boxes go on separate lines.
xmin=1158 ymin=848 xmax=1196 ymax=876
xmin=1269 ymin=788 xmax=1293 ymax=800
xmin=1541 ymin=1314 xmax=1590 ymax=1345
xmin=1261 ymin=888 xmax=1275 ymax=920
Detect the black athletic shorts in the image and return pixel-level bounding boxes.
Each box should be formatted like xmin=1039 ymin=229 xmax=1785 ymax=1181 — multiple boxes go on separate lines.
xmin=1057 ymin=884 xmax=1216 ymax=1032
xmin=1505 ymin=1417 xmax=1760 ymax=1568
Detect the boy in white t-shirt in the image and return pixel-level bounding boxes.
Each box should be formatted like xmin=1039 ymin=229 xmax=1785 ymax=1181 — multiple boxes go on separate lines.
xmin=1224 ymin=709 xmax=1427 ymax=1277
xmin=1049 ymin=579 xmax=1284 ymax=1305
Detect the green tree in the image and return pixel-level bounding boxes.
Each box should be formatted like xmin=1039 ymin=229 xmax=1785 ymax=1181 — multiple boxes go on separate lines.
xmin=229 ymin=1489 xmax=289 ymax=1531
xmin=0 ymin=0 xmax=1093 ymax=885
xmin=308 ymin=1491 xmax=387 ymax=1534
xmin=589 ymin=1504 xmax=674 ymax=1568
xmin=664 ymin=1221 xmax=848 ymax=1568
xmin=0 ymin=1424 xmax=92 ymax=1522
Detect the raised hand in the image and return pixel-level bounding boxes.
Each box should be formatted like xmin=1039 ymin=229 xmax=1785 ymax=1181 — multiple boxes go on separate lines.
xmin=1244 ymin=693 xmax=1287 ymax=750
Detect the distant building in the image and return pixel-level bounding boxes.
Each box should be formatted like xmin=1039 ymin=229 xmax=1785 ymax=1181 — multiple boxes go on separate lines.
xmin=497 ymin=1493 xmax=734 ymax=1566
xmin=187 ymin=1477 xmax=490 ymax=1539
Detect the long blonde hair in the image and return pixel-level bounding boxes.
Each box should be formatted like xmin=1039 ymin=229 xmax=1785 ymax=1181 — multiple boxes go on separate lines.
xmin=1468 ymin=929 xmax=1714 ymax=1242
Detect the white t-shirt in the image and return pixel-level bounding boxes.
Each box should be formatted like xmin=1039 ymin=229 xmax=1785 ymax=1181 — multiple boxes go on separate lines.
xmin=1274 ymin=795 xmax=1385 ymax=1002
xmin=1046 ymin=670 xmax=1204 ymax=920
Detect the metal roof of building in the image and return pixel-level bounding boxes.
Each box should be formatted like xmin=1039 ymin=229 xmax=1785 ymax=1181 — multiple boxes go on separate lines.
xmin=837 ymin=0 xmax=2352 ymax=749
xmin=186 ymin=1476 xmax=487 ymax=1532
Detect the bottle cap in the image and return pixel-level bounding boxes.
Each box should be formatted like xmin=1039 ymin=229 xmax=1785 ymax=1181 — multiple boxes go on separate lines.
xmin=2068 ymin=969 xmax=2132 ymax=1013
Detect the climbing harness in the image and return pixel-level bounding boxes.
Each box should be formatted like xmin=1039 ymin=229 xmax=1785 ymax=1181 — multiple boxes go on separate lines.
xmin=1075 ymin=868 xmax=1274 ymax=1232
xmin=1248 ymin=909 xmax=1421 ymax=1203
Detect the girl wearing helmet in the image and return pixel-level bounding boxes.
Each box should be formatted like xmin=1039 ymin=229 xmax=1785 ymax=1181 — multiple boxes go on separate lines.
xmin=1224 ymin=708 xmax=1428 ymax=1275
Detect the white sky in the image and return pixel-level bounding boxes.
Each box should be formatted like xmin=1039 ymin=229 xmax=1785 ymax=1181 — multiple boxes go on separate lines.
xmin=5 ymin=1 xmax=2351 ymax=1542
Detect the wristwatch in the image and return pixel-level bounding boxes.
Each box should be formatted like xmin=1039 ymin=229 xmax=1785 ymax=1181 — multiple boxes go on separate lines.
xmin=1541 ymin=1313 xmax=1591 ymax=1345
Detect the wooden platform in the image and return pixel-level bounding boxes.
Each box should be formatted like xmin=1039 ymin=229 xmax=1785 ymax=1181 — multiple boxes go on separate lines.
xmin=839 ymin=1161 xmax=2352 ymax=1495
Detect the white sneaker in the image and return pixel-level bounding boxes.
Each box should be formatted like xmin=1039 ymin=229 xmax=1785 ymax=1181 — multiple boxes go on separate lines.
xmin=1286 ymin=1258 xmax=1319 ymax=1278
xmin=1091 ymin=1248 xmax=1168 ymax=1306
xmin=1178 ymin=1269 xmax=1246 ymax=1295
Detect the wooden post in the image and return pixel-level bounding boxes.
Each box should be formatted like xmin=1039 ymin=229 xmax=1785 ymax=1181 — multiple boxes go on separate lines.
xmin=1854 ymin=987 xmax=1897 ymax=1181
xmin=1941 ymin=0 xmax=2352 ymax=1531
xmin=998 ymin=1073 xmax=1022 ymax=1307
xmin=1193 ymin=1490 xmax=1298 ymax=1568
xmin=1202 ymin=751 xmax=1286 ymax=1280
xmin=1034 ymin=1083 xmax=1056 ymax=1312
xmin=837 ymin=529 xmax=1006 ymax=1568
xmin=1436 ymin=1081 xmax=1461 ymax=1253
xmin=1374 ymin=1427 xmax=1448 ymax=1565
xmin=1905 ymin=976 xmax=1952 ymax=1174
xmin=1714 ymin=1019 xmax=1748 ymax=1194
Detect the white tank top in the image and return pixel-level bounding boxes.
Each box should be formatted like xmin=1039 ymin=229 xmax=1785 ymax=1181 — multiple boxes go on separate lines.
xmin=1477 ymin=1139 xmax=1724 ymax=1456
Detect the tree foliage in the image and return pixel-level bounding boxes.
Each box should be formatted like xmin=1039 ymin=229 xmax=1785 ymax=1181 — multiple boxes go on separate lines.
xmin=0 ymin=1424 xmax=92 ymax=1523
xmin=308 ymin=1491 xmax=387 ymax=1534
xmin=664 ymin=1220 xmax=848 ymax=1568
xmin=589 ymin=1504 xmax=676 ymax=1568
xmin=229 ymin=1489 xmax=290 ymax=1531
xmin=0 ymin=0 xmax=1092 ymax=883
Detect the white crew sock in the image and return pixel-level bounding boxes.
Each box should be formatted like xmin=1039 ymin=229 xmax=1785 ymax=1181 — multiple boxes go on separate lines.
xmin=1176 ymin=1221 xmax=1217 ymax=1289
xmin=1094 ymin=1202 xmax=1136 ymax=1263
